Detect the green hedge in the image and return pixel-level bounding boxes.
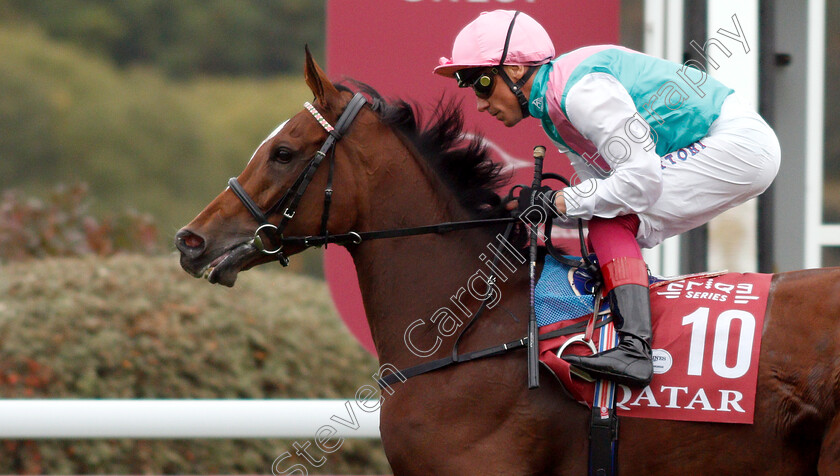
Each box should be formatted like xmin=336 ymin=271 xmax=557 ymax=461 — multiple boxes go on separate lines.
xmin=0 ymin=255 xmax=390 ymax=474
xmin=0 ymin=183 xmax=161 ymax=262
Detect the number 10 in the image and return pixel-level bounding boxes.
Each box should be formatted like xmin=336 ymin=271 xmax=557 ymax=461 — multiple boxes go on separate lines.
xmin=681 ymin=307 xmax=756 ymax=379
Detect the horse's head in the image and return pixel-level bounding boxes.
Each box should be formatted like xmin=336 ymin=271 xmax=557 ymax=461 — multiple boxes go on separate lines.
xmin=175 ymin=48 xmax=371 ymax=286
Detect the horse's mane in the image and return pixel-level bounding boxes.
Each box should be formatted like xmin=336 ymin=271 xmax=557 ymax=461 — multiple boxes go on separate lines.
xmin=336 ymin=81 xmax=510 ymax=221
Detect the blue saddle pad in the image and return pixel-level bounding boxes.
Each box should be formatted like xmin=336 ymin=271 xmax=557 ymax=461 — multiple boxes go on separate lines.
xmin=535 ymin=255 xmax=665 ymax=328
xmin=535 ymin=255 xmax=601 ymax=327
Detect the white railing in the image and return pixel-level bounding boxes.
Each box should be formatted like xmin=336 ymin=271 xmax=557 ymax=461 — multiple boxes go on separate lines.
xmin=0 ymin=399 xmax=381 ymax=439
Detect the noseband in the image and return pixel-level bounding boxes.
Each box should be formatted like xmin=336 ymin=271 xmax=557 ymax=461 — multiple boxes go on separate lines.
xmin=228 ymin=93 xmax=369 ymax=266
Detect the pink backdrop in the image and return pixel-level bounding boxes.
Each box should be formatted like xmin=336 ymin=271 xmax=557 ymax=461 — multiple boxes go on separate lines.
xmin=325 ymin=0 xmax=620 ymax=354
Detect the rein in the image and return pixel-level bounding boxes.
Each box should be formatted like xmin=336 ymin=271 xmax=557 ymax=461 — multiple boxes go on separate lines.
xmin=228 ymin=91 xmax=605 ymax=390
xmin=228 ymin=92 xmax=519 ymax=265
xmin=281 ymin=217 xmax=517 ymax=248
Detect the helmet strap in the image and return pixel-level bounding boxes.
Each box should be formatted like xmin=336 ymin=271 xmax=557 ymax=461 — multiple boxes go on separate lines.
xmin=498 ymin=66 xmax=538 ymax=118
xmin=497 ymin=11 xmax=536 ymax=118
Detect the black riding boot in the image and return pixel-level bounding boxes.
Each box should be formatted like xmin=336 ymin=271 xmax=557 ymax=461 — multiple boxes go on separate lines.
xmin=562 ymin=283 xmax=653 ymax=387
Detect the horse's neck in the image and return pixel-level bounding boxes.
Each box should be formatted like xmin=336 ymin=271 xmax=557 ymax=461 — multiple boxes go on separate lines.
xmin=348 ymin=149 xmax=514 ymax=366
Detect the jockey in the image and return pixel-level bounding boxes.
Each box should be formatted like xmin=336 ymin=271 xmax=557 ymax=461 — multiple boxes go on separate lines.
xmin=434 ymin=10 xmax=780 ymax=387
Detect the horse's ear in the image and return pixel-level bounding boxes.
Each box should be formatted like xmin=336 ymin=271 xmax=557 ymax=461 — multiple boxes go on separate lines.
xmin=304 ymin=45 xmax=341 ymax=111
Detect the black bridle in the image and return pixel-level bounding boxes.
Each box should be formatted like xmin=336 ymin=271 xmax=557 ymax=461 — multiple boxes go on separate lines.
xmin=227 ymin=92 xmax=519 ymax=266
xmin=227 ymin=91 xmax=606 ymax=404
xmin=228 ymin=93 xmax=368 ymax=266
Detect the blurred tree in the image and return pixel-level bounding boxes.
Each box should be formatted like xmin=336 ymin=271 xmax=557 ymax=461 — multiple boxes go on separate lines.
xmin=0 ymin=3 xmax=326 ymax=274
xmin=0 ymin=25 xmax=313 ymax=253
xmin=0 ymin=0 xmax=325 ymax=78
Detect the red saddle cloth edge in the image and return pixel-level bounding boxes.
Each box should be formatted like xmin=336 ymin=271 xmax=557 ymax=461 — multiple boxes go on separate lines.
xmin=539 ymin=272 xmax=773 ymax=424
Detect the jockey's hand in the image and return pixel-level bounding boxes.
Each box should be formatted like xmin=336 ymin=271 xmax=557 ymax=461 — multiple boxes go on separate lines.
xmin=512 ymin=185 xmax=557 ymax=223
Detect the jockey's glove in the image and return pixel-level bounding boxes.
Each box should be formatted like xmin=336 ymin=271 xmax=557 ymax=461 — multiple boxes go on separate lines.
xmin=516 ymin=185 xmax=558 ymax=224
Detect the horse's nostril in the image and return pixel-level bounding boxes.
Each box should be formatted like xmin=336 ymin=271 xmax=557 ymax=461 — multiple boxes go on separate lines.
xmin=183 ymin=234 xmax=203 ymax=249
xmin=175 ymin=229 xmax=206 ymax=258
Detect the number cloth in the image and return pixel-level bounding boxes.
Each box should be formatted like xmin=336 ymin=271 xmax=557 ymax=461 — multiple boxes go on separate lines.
xmin=538 ymin=265 xmax=772 ymax=424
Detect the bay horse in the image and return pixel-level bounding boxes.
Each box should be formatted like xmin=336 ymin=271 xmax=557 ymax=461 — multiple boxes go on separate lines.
xmin=175 ymin=50 xmax=840 ymax=475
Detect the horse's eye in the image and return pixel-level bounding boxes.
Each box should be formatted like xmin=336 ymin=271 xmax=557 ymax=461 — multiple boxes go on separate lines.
xmin=271 ymin=147 xmax=293 ymax=164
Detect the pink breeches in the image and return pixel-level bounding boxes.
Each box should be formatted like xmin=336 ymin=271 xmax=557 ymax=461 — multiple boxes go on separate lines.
xmin=587 ymin=214 xmax=643 ymax=264
xmin=586 ymin=215 xmax=649 ymax=291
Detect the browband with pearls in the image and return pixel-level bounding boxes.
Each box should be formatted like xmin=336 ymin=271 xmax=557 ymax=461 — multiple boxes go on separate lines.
xmin=304 ymin=102 xmax=335 ymax=133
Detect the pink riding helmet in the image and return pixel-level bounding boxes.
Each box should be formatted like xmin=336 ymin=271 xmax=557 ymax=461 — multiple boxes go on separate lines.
xmin=434 ymin=10 xmax=555 ymax=78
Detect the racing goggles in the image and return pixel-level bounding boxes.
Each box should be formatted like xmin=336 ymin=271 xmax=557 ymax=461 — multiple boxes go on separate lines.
xmin=455 ymin=67 xmax=498 ymax=99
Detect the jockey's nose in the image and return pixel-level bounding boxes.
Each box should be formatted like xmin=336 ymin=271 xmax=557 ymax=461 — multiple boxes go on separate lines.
xmin=477 ymin=97 xmax=490 ymax=112
xmin=175 ymin=228 xmax=206 ymax=259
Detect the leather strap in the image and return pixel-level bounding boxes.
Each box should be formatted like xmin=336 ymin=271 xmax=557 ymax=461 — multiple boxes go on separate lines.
xmin=589 ymin=406 xmax=618 ymax=476
xmin=273 ymin=94 xmax=368 ymax=233
xmin=228 ymin=93 xmax=368 ymax=266
xmin=282 ymin=217 xmax=517 ymax=248
xmin=377 ymin=315 xmax=613 ymax=387
xmin=319 ymin=153 xmax=336 ymax=246
xmin=228 ymin=177 xmax=269 ymax=225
